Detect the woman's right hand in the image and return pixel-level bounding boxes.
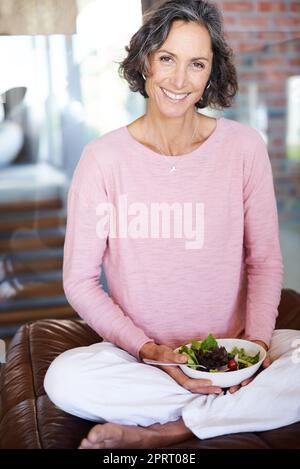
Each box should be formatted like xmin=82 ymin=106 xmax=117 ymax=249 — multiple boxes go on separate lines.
xmin=139 ymin=342 xmax=223 ymax=395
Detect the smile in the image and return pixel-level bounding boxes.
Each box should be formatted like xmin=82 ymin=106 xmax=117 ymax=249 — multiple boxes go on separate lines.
xmin=161 ymin=87 xmax=190 ymax=102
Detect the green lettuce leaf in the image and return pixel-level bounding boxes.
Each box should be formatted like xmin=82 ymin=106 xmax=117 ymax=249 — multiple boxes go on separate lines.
xmin=191 ymin=339 xmax=202 ymax=350
xmin=178 ymin=345 xmax=198 ymax=365
xmin=200 ymin=333 xmax=218 ymax=351
xmin=230 ymin=347 xmax=260 ymax=366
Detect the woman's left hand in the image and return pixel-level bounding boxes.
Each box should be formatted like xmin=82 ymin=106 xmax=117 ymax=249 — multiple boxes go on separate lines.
xmin=228 ymin=340 xmax=271 ymax=394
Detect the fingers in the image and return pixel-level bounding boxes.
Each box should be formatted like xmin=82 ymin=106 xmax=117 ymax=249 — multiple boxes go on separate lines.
xmin=182 ymin=374 xmax=222 ymax=394
xmin=148 ymin=344 xmax=187 ymax=364
xmin=229 ymin=376 xmax=254 ymax=393
xmin=228 ymin=351 xmax=272 ymax=393
xmin=251 ymin=339 xmax=269 ymax=351
xmin=162 ymin=346 xmax=188 ymax=364
xmin=229 ymin=385 xmax=240 ymax=393
xmin=161 ymin=364 xmax=211 ymax=386
xmin=139 ymin=343 xmax=183 ymax=363
xmin=241 ymin=376 xmax=254 ymax=386
xmin=262 ymin=355 xmax=272 ymax=368
xmin=166 ymin=350 xmax=187 ymax=364
xmin=186 ymin=383 xmax=223 ymax=394
xmin=160 ymin=365 xmax=222 ymax=394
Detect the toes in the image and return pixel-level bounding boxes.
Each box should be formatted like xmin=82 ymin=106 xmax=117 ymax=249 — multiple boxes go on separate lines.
xmin=78 ymin=437 xmax=106 ymax=450
xmin=89 ymin=423 xmax=123 ymax=444
xmin=87 ymin=424 xmax=106 ymax=443
xmin=78 ymin=438 xmax=93 ymax=449
xmin=86 ymin=423 xmax=123 ymax=448
xmin=81 ymin=423 xmax=126 ymax=449
xmin=241 ymin=378 xmax=252 ymax=386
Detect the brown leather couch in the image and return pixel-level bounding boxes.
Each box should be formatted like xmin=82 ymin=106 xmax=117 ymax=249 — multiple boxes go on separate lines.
xmin=1 ymin=288 xmax=300 ymax=449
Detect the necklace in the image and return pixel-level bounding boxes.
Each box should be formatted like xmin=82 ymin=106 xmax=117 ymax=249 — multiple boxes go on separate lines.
xmin=153 ymin=121 xmax=199 ymax=173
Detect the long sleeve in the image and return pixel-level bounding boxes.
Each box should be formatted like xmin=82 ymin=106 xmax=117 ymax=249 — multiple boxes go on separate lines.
xmin=243 ymin=134 xmax=284 ymax=347
xmin=63 ymin=143 xmax=154 ymax=358
xmin=62 ymin=118 xmax=283 ymax=354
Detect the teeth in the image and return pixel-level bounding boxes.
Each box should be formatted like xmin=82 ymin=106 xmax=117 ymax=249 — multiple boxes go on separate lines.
xmin=162 ymin=88 xmax=189 ymax=100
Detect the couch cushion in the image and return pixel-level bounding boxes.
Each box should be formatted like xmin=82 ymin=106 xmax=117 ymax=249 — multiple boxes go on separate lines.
xmin=1 ymin=288 xmax=300 ymax=449
xmin=0 ymin=320 xmax=98 ymax=448
xmin=277 ymin=289 xmax=300 ymax=330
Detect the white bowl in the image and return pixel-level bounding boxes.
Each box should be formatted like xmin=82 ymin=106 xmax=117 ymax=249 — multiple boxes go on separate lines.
xmin=174 ymin=338 xmax=266 ymax=388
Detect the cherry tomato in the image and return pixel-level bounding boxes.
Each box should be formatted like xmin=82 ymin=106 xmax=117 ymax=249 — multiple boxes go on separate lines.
xmin=228 ymin=358 xmax=238 ymax=371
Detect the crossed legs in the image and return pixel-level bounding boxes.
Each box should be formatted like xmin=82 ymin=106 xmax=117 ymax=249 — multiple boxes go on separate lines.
xmin=44 ymin=330 xmax=300 ymax=449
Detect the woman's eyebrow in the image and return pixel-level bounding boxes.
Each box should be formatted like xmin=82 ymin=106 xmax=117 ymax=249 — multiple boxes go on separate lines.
xmin=157 ymin=49 xmax=209 ymax=62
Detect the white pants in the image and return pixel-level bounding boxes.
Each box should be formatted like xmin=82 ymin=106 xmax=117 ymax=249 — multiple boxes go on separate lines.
xmin=44 ymin=329 xmax=300 ymax=440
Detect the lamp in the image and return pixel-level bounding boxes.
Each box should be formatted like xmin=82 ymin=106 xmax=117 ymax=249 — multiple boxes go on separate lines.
xmin=0 ymin=0 xmax=77 ymax=35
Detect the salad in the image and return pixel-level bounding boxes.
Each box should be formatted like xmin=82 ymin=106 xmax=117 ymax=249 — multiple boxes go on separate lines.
xmin=178 ymin=333 xmax=260 ymax=372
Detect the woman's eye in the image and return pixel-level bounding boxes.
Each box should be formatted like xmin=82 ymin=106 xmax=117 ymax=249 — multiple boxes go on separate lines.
xmin=193 ymin=62 xmax=205 ymax=69
xmin=160 ymin=55 xmax=173 ymax=63
xmin=159 ymin=56 xmax=204 ymax=69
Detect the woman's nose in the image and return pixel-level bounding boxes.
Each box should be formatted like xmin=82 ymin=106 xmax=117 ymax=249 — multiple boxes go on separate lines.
xmin=170 ymin=64 xmax=188 ymax=90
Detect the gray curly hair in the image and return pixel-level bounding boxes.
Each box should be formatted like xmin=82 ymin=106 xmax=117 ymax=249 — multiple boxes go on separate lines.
xmin=118 ymin=0 xmax=238 ymax=110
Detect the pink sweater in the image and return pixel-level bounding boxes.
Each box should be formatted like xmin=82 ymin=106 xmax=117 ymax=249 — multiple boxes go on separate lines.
xmin=63 ymin=117 xmax=283 ymax=358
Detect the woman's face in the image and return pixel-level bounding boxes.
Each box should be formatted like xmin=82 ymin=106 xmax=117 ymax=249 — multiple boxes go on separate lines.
xmin=146 ymin=20 xmax=213 ymax=118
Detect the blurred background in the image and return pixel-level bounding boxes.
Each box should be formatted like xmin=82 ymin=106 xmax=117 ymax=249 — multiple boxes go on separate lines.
xmin=0 ymin=0 xmax=299 ymax=340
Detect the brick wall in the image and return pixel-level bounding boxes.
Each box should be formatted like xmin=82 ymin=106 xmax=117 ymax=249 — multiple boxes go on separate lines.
xmin=217 ymin=0 xmax=300 ymax=223
xmin=141 ymin=0 xmax=300 ymax=223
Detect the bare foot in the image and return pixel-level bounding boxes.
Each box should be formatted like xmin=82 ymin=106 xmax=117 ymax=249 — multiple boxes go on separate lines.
xmin=78 ymin=419 xmax=193 ymax=449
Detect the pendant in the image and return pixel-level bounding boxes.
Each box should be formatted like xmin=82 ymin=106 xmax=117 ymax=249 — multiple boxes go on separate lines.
xmin=170 ymin=166 xmax=176 ymax=173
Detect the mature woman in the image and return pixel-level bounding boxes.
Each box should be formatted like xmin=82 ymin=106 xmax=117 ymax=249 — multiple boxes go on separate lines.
xmin=44 ymin=0 xmax=300 ymax=449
